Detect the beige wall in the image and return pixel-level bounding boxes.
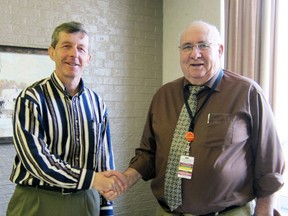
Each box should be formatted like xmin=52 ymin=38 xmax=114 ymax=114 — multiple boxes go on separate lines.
xmin=0 ymin=0 xmax=223 ymax=215
xmin=163 ymin=0 xmax=224 ymax=84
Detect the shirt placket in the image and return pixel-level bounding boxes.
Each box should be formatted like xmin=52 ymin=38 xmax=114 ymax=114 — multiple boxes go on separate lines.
xmin=72 ymin=96 xmax=81 ymax=167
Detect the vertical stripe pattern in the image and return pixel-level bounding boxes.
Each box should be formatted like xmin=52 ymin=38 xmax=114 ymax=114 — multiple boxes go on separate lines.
xmin=10 ymin=72 xmax=115 ymax=214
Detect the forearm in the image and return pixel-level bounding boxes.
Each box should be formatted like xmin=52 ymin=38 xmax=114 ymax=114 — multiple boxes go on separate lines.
xmin=124 ymin=167 xmax=142 ymax=189
xmin=254 ymin=194 xmax=275 ymax=216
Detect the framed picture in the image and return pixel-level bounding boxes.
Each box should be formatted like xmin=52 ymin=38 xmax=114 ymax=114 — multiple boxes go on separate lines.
xmin=0 ymin=45 xmax=54 ymax=144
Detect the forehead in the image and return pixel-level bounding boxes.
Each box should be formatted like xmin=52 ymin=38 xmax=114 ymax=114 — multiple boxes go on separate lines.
xmin=57 ymin=31 xmax=89 ymax=46
xmin=180 ymin=24 xmax=212 ymax=44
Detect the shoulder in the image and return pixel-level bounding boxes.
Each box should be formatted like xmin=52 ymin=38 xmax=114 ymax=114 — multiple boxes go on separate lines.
xmin=155 ymin=77 xmax=184 ymax=95
xmin=19 ymin=76 xmax=51 ymax=96
xmin=28 ymin=76 xmax=51 ymax=89
xmin=222 ymin=69 xmax=263 ymax=92
xmin=148 ymin=77 xmax=185 ymax=107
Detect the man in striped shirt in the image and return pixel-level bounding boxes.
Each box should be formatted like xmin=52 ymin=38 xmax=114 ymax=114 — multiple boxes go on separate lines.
xmin=6 ymin=21 xmax=125 ymax=216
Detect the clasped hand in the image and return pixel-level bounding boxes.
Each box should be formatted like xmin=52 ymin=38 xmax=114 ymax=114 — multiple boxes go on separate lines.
xmin=93 ymin=170 xmax=128 ymax=200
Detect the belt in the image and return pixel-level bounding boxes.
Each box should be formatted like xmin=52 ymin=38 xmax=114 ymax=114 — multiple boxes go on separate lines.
xmin=176 ymin=205 xmax=240 ymax=216
xmin=19 ymin=184 xmax=79 ymax=195
xmin=198 ymin=205 xmax=240 ymax=216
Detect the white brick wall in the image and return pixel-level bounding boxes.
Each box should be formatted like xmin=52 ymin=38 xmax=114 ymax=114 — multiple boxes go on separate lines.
xmin=0 ymin=0 xmax=162 ymax=215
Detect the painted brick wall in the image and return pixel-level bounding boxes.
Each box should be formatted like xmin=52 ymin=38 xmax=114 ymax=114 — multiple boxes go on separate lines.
xmin=0 ymin=0 xmax=163 ymax=215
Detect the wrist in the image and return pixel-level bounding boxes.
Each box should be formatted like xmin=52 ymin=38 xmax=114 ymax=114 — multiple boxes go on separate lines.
xmin=124 ymin=168 xmax=142 ymax=188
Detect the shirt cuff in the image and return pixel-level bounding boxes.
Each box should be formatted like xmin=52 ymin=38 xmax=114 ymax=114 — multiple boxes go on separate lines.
xmin=255 ymin=172 xmax=285 ymax=197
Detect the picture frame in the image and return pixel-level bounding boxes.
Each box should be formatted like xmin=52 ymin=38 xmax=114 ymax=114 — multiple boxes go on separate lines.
xmin=0 ymin=45 xmax=54 ymax=144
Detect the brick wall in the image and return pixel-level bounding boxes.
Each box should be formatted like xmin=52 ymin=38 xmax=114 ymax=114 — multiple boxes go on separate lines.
xmin=0 ymin=0 xmax=162 ymax=215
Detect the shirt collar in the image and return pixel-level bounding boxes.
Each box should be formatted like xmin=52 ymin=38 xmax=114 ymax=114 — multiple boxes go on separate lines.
xmin=51 ymin=71 xmax=85 ymax=97
xmin=183 ymin=68 xmax=222 ymax=92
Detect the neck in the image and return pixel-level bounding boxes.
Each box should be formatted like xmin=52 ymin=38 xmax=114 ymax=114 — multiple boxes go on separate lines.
xmin=54 ymin=71 xmax=81 ymax=96
xmin=65 ymin=78 xmax=81 ymax=96
xmin=186 ymin=68 xmax=221 ymax=85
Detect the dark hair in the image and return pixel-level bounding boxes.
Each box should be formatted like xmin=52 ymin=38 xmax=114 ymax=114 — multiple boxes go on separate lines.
xmin=50 ymin=21 xmax=88 ymax=48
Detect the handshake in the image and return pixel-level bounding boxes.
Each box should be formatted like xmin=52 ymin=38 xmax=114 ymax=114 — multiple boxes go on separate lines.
xmin=92 ymin=168 xmax=141 ymax=201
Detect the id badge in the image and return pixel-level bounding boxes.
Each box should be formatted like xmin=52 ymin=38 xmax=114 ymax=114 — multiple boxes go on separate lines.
xmin=177 ymin=156 xmax=194 ymax=179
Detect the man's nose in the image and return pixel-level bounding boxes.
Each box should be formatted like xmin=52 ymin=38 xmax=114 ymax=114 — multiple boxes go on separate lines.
xmin=189 ymin=46 xmax=202 ymax=58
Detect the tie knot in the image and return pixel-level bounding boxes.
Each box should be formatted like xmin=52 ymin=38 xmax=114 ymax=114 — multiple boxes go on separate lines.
xmin=189 ymin=85 xmax=204 ymax=95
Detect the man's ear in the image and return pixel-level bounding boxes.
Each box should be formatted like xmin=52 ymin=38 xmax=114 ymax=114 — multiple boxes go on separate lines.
xmin=48 ymin=46 xmax=55 ymax=61
xmin=218 ymin=44 xmax=224 ymax=58
xmin=86 ymin=54 xmax=91 ymax=65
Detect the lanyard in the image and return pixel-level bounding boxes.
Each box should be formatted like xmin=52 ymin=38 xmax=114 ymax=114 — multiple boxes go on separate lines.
xmin=184 ymin=69 xmax=223 ymax=133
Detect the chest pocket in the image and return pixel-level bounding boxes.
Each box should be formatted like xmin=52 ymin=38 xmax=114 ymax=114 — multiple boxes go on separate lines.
xmin=203 ymin=112 xmax=250 ymax=148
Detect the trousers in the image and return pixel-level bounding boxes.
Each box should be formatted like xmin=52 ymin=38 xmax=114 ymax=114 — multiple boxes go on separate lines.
xmin=155 ymin=202 xmax=254 ymax=216
xmin=6 ymin=185 xmax=100 ymax=216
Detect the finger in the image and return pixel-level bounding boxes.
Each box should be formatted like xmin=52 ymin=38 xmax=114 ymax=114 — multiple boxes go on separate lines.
xmin=110 ymin=172 xmax=127 ymax=191
xmin=112 ymin=177 xmax=124 ymax=192
xmin=114 ymin=176 xmax=127 ymax=193
xmin=112 ymin=171 xmax=128 ymax=188
xmin=110 ymin=176 xmax=122 ymax=193
xmin=102 ymin=190 xmax=118 ymax=201
xmin=103 ymin=170 xmax=114 ymax=177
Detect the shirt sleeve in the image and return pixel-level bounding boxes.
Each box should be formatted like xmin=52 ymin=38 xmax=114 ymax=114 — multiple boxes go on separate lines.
xmin=250 ymin=87 xmax=285 ymax=197
xmin=128 ymin=100 xmax=157 ymax=181
xmin=13 ymin=88 xmax=94 ymax=190
xmin=97 ymin=108 xmax=115 ymax=215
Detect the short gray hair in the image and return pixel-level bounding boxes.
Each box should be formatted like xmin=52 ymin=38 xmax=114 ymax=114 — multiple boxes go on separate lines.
xmin=50 ymin=21 xmax=89 ymax=48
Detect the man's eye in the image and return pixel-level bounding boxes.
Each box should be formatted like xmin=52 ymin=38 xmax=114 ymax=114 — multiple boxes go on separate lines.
xmin=78 ymin=47 xmax=86 ymax=52
xmin=182 ymin=45 xmax=192 ymax=50
xmin=62 ymin=45 xmax=71 ymax=48
xmin=198 ymin=43 xmax=209 ymax=49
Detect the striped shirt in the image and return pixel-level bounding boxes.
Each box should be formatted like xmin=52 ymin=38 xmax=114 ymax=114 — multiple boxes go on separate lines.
xmin=10 ymin=72 xmax=115 ymax=215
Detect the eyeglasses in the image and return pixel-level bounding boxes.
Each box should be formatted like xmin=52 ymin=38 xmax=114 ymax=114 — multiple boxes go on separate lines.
xmin=179 ymin=42 xmax=213 ymax=54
